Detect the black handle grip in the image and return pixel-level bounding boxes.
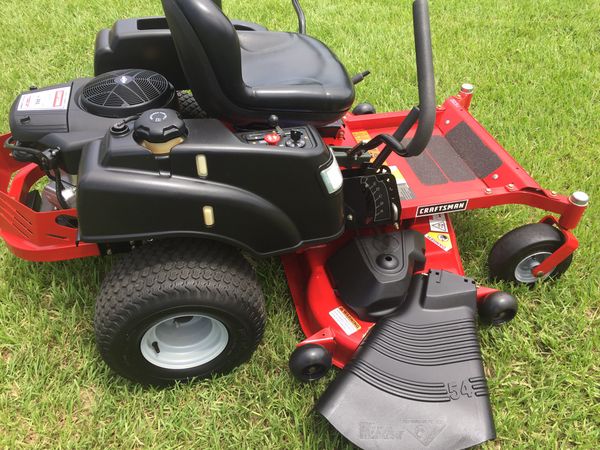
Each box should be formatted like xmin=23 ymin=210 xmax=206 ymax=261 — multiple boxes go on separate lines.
xmin=403 ymin=0 xmax=436 ymax=157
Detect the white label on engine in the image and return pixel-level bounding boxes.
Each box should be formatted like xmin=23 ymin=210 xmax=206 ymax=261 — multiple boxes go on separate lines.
xmin=329 ymin=307 xmax=361 ymax=335
xmin=17 ymin=86 xmax=71 ymax=111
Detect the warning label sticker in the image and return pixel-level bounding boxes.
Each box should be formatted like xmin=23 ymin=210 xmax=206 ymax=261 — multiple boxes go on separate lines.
xmin=17 ymin=86 xmax=71 ymax=112
xmin=352 ymin=130 xmax=371 ymax=143
xmin=426 ymin=213 xmax=452 ymax=251
xmin=425 ymin=231 xmax=453 ymax=252
xmin=429 ymin=214 xmax=448 ymax=233
xmin=329 ymin=306 xmax=361 ymax=335
xmin=389 ymin=165 xmax=415 ymax=200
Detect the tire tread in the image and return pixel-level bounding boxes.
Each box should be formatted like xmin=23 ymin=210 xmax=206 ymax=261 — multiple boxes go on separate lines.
xmin=94 ymin=239 xmax=265 ymax=383
xmin=176 ymin=91 xmax=207 ymax=119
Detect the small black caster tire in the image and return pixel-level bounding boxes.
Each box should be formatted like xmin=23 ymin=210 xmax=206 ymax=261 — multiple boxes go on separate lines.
xmin=289 ymin=344 xmax=332 ymax=382
xmin=94 ymin=239 xmax=265 ymax=386
xmin=352 ymin=102 xmax=376 ymax=115
xmin=479 ymin=291 xmax=518 ymax=326
xmin=488 ymin=223 xmax=573 ymax=286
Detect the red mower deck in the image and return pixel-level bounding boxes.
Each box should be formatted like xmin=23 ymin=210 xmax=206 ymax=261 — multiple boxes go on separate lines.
xmin=283 ymin=88 xmax=586 ymax=368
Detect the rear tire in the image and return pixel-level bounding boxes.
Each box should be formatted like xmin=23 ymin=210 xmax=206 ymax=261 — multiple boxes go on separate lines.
xmin=94 ymin=239 xmax=265 ymax=386
xmin=488 ymin=223 xmax=572 ymax=286
xmin=176 ymin=91 xmax=206 ymax=119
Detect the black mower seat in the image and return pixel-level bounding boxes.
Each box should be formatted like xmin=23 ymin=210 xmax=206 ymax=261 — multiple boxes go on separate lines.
xmin=162 ymin=0 xmax=355 ymax=125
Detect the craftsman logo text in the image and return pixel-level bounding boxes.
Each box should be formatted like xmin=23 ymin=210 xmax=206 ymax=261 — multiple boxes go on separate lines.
xmin=416 ymin=200 xmax=468 ymax=217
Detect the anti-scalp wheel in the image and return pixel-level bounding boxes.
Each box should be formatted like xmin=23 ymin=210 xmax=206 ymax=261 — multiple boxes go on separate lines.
xmin=478 ymin=291 xmax=518 ymax=326
xmin=289 ymin=344 xmax=332 ymax=382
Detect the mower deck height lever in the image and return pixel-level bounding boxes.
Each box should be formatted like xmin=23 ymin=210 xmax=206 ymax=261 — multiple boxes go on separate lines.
xmin=346 ymin=0 xmax=436 ymax=170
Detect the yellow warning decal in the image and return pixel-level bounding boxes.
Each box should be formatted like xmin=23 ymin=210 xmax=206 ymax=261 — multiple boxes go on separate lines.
xmin=389 ymin=165 xmax=416 ymax=200
xmin=329 ymin=306 xmax=361 ymax=335
xmin=352 ymin=130 xmax=371 ymax=143
xmin=425 ymin=232 xmax=453 ymax=252
xmin=390 ymin=165 xmax=407 ymax=184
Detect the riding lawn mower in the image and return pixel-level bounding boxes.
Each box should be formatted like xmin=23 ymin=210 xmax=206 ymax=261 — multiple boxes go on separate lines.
xmin=0 ymin=0 xmax=589 ymax=448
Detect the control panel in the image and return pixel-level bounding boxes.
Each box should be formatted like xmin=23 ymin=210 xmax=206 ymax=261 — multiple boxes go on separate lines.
xmin=237 ymin=126 xmax=315 ymax=149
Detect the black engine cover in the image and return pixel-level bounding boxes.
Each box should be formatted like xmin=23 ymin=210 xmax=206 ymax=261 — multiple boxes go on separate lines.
xmin=327 ymin=231 xmax=426 ymax=321
xmin=76 ymin=121 xmax=345 ymax=256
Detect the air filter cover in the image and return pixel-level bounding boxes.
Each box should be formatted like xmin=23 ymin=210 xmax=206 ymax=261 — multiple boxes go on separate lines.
xmin=80 ymin=69 xmax=175 ymax=118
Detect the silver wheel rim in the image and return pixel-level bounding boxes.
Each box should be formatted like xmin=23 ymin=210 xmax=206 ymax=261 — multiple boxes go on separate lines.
xmin=140 ymin=313 xmax=229 ymax=370
xmin=514 ymin=251 xmax=553 ymax=283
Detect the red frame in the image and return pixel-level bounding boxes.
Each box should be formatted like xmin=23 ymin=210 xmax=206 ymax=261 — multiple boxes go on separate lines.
xmin=284 ymin=88 xmax=587 ymax=368
xmin=0 ymin=88 xmax=587 ymax=366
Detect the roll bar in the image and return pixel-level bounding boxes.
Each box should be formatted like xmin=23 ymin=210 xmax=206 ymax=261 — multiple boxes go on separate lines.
xmin=348 ymin=0 xmax=436 ymax=163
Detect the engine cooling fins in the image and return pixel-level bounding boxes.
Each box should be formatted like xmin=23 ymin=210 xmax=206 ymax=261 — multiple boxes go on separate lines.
xmin=317 ymin=270 xmax=495 ymax=450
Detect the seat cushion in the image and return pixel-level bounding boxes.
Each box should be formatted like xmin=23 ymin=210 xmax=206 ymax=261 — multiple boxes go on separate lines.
xmin=237 ymin=31 xmax=355 ymax=113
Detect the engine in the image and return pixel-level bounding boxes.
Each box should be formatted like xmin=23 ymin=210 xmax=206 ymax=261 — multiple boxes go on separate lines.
xmin=6 ymin=70 xmax=345 ymax=255
xmin=9 ymin=69 xmax=176 ymax=174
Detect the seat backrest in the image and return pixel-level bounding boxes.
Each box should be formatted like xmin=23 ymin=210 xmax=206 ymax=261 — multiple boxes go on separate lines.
xmin=162 ymin=0 xmax=248 ymax=116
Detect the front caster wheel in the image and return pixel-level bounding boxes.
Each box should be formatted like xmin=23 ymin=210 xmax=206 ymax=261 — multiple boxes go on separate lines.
xmin=94 ymin=239 xmax=265 ymax=386
xmin=289 ymin=344 xmax=332 ymax=382
xmin=479 ymin=291 xmax=518 ymax=326
xmin=488 ymin=223 xmax=573 ymax=286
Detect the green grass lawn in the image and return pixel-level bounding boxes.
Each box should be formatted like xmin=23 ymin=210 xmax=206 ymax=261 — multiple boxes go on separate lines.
xmin=1 ymin=0 xmax=599 ymax=448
